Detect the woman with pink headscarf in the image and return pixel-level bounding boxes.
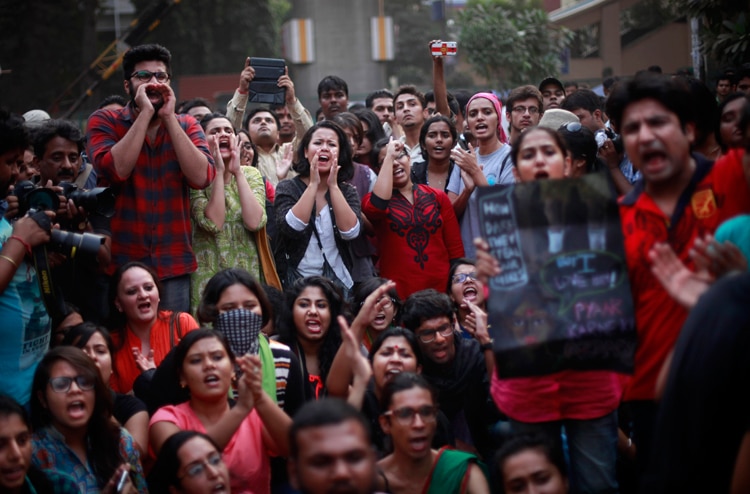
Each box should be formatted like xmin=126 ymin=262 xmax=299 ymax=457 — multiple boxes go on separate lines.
xmin=447 ymin=92 xmax=514 ymax=258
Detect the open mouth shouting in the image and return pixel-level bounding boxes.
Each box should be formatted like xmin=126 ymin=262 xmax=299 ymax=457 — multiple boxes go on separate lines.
xmin=67 ymin=400 xmax=88 ymax=421
xmin=462 ymin=285 xmax=478 ymax=302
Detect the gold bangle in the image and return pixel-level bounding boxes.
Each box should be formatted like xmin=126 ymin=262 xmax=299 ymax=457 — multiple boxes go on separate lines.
xmin=0 ymin=254 xmax=19 ymax=268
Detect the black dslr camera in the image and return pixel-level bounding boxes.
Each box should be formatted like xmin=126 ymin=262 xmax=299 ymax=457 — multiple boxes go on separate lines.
xmin=11 ymin=181 xmax=105 ymax=258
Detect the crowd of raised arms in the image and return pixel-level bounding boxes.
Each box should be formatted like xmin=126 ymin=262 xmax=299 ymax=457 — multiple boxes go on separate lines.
xmin=1 ymin=41 xmax=749 ymax=494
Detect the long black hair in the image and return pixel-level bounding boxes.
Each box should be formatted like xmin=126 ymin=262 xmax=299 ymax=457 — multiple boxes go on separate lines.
xmin=30 ymin=347 xmax=122 ymax=488
xmin=278 ymin=276 xmax=346 ymax=387
xmin=293 ymin=121 xmax=354 ymax=182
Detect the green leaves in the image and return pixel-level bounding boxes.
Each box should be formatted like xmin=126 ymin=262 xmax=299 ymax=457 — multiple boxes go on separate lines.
xmin=457 ymin=0 xmax=572 ymax=90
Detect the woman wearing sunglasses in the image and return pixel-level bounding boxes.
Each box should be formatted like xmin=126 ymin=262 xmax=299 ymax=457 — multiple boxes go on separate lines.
xmin=363 ymin=138 xmax=464 ymax=300
xmin=30 ymin=347 xmax=146 ymax=493
xmin=376 ymin=373 xmax=489 ymax=493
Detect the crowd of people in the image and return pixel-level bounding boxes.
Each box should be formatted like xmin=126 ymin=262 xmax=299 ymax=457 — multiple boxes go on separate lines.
xmin=0 ymin=40 xmax=749 ymax=494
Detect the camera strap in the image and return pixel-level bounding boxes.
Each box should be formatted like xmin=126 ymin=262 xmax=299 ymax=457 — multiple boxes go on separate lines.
xmin=32 ymin=246 xmax=69 ymax=324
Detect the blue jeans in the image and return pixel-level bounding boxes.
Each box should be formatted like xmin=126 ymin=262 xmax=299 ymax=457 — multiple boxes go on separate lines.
xmin=160 ymin=274 xmax=191 ymax=314
xmin=511 ymin=411 xmax=619 ymax=494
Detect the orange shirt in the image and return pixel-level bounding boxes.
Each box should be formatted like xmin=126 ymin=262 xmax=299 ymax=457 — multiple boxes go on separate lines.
xmin=110 ymin=310 xmax=199 ymax=393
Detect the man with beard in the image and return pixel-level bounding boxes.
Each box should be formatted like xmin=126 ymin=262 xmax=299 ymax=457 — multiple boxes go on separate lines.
xmin=400 ymin=289 xmax=499 ymax=461
xmin=86 ymin=44 xmax=214 ymax=313
xmin=288 ymin=399 xmax=382 ymax=494
xmin=504 ymin=85 xmax=543 ymax=142
xmin=31 ymin=119 xmax=112 ymax=323
xmin=0 ymin=110 xmax=53 ymax=407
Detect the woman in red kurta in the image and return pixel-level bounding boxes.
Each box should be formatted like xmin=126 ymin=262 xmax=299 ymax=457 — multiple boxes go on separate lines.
xmin=107 ymin=261 xmax=199 ymax=393
xmin=363 ymin=138 xmax=464 ymax=300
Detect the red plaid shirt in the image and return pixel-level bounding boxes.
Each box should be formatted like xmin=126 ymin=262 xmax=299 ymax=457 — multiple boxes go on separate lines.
xmin=86 ymin=105 xmax=215 ymax=278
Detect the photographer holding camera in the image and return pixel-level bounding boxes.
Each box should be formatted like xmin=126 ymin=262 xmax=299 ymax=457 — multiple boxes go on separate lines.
xmin=562 ymin=89 xmax=639 ymax=195
xmin=21 ymin=119 xmax=112 ymax=324
xmin=0 ymin=110 xmax=55 ymax=407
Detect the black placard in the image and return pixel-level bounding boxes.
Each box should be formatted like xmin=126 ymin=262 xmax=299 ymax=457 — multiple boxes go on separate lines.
xmin=477 ymin=172 xmax=636 ymax=378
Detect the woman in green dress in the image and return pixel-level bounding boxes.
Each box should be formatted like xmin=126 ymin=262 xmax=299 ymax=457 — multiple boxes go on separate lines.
xmin=190 ymin=113 xmax=266 ymax=313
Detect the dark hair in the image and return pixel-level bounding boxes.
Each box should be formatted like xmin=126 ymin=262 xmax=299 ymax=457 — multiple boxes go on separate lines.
xmin=602 ymin=76 xmax=620 ymax=91
xmin=317 ymin=75 xmax=349 ymax=99
xmin=400 ymin=289 xmax=455 ymax=332
xmin=368 ymin=327 xmax=423 ymax=367
xmin=716 ymin=93 xmax=750 ymax=150
xmin=148 ymin=430 xmax=222 ymax=492
xmin=0 ymin=396 xmax=59 ymax=492
xmin=394 ymin=85 xmax=426 ymax=109
xmin=293 ymin=121 xmax=354 ymax=182
xmin=558 ymin=124 xmax=598 ymax=172
xmin=0 ymin=109 xmax=29 ymax=158
xmin=262 ymin=283 xmax=286 ymax=336
xmin=366 ymin=89 xmax=394 ymax=109
xmin=371 ymin=137 xmax=391 ymax=169
xmin=506 ymin=86 xmax=543 ymax=114
xmin=511 ymin=127 xmax=569 ymax=168
xmin=454 ymin=90 xmax=472 ymax=119
xmin=62 ymin=322 xmax=116 ymax=359
xmin=244 ymin=107 xmax=281 ymax=134
xmin=352 ymin=109 xmax=386 ymax=164
xmin=332 ymin=112 xmax=364 ymax=146
xmin=174 ymin=329 xmax=236 ymax=374
xmin=237 ymin=129 xmax=261 ymax=168
xmin=353 ymin=277 xmax=402 ymax=320
xmin=97 ymin=94 xmax=128 ymax=110
xmin=379 ymin=372 xmax=436 ymax=410
xmin=122 ymin=43 xmax=171 ymax=80
xmin=419 ymin=115 xmax=458 ymax=162
xmin=278 ymin=276 xmax=346 ymax=384
xmin=198 ymin=112 xmax=232 ymax=131
xmin=107 ymin=261 xmax=164 ymax=332
xmin=30 ymin=347 xmax=120 ymax=487
xmin=0 ymin=394 xmax=30 ymax=427
xmin=494 ymin=433 xmax=567 ymax=494
xmin=32 ymin=119 xmax=84 ymax=158
xmin=561 ymin=89 xmax=602 ymax=114
xmin=197 ymin=268 xmax=272 ymax=327
xmin=673 ymin=75 xmax=718 ymax=149
xmin=606 ymin=73 xmax=693 ymax=131
xmin=181 ymin=97 xmax=212 ymax=114
xmin=290 ymin=398 xmax=370 ymax=458
xmin=447 ymin=258 xmax=476 ymax=294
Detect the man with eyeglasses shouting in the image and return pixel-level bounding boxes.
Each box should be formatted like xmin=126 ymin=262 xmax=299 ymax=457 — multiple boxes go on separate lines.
xmin=400 ymin=289 xmax=500 ymax=461
xmin=87 ymin=44 xmax=215 ymax=314
xmin=504 ymin=85 xmax=543 ymax=143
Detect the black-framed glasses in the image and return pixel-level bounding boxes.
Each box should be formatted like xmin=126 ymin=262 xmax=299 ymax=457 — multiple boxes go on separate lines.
xmin=180 ymin=452 xmax=224 ymax=479
xmin=562 ymin=122 xmax=582 ymax=133
xmin=48 ymin=375 xmax=95 ymax=393
xmin=360 ymin=296 xmax=397 ymax=309
xmin=451 ymin=272 xmax=478 ymax=284
xmin=417 ymin=323 xmax=454 ymax=343
xmin=383 ymin=405 xmax=438 ymax=425
xmin=512 ymin=106 xmax=540 ymax=115
xmin=130 ymin=70 xmax=170 ymax=83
